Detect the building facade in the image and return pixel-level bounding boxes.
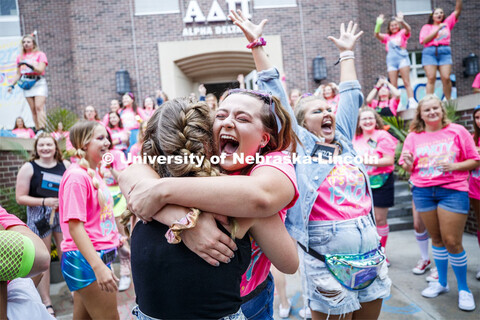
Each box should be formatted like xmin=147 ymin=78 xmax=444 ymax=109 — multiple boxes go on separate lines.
xmin=4 ymin=0 xmax=480 ymax=117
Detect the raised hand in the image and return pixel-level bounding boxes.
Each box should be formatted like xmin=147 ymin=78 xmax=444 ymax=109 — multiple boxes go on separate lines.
xmin=396 ymin=12 xmax=404 ymax=22
xmin=229 ymin=10 xmax=267 ymax=43
xmin=376 ymin=14 xmax=384 ymax=24
xmin=328 ymin=21 xmax=363 ymax=53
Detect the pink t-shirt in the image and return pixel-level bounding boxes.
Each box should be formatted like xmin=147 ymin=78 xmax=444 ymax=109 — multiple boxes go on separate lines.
xmin=310 ymin=164 xmax=372 ymax=221
xmin=326 ymin=95 xmax=340 ymax=114
xmin=0 ymin=206 xmax=26 ymax=229
xmin=102 ymin=113 xmax=110 ymax=126
xmin=110 ymin=127 xmax=128 ymax=151
xmin=100 ymin=149 xmax=127 ymax=186
xmin=472 ymin=73 xmax=480 ymax=89
xmin=368 ymin=98 xmax=400 ymax=116
xmin=353 ymin=130 xmax=398 ymax=176
xmin=16 ymin=51 xmax=48 ymax=76
xmin=59 ymin=163 xmax=119 ymax=252
xmin=381 ymin=29 xmax=410 ymax=51
xmin=138 ymin=108 xmax=155 ymax=122
xmin=469 ymin=136 xmax=480 ymax=200
xmin=239 ymin=151 xmax=299 ymax=297
xmin=12 ymin=128 xmax=35 ymax=139
xmin=129 ymin=143 xmax=141 ymax=160
xmin=399 ymin=123 xmax=480 ymax=191
xmin=419 ymin=12 xmax=457 ymax=47
xmin=120 ymin=107 xmax=140 ymax=131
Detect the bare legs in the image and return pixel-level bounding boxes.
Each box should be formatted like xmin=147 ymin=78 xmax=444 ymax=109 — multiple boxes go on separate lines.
xmin=25 ymin=95 xmax=47 ymax=130
xmin=424 ymin=64 xmax=452 ymax=101
xmin=388 ymin=67 xmax=414 ymax=99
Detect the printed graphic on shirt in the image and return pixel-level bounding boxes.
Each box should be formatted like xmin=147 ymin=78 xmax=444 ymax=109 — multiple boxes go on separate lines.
xmin=415 ymin=139 xmax=456 ymax=177
xmin=99 ymin=187 xmax=116 ymax=237
xmin=326 ymin=165 xmax=368 ymax=207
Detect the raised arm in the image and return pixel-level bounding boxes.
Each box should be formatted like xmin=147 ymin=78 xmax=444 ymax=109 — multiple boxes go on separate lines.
xmin=374 ymin=14 xmax=386 ymax=41
xmin=421 ymin=24 xmax=446 ymax=45
xmin=396 ymin=12 xmax=411 ymax=36
xmin=454 ymin=0 xmax=462 ymax=19
xmin=385 ymin=80 xmax=401 ymax=98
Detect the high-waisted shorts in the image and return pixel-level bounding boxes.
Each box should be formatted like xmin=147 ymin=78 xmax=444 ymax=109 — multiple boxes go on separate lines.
xmin=299 ymin=215 xmax=391 ymax=316
xmin=422 ymin=46 xmax=452 ymax=66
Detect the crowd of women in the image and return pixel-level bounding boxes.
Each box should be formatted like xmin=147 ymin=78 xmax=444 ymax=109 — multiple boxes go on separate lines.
xmin=4 ymin=0 xmax=480 ymax=319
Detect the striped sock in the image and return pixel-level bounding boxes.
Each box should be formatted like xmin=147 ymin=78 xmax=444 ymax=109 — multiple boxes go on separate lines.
xmin=414 ymin=230 xmax=430 ymax=261
xmin=432 ymin=245 xmax=448 ymax=287
xmin=377 ymin=225 xmax=389 ymax=251
xmin=449 ymin=251 xmax=470 ymax=293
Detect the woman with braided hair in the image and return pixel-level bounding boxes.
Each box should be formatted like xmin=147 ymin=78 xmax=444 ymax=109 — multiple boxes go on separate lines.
xmin=58 ymin=121 xmax=120 ymax=319
xmin=121 ymin=97 xmax=298 ymax=320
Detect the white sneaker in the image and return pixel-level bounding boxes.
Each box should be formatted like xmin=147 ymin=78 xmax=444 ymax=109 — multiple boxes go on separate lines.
xmin=426 ymin=268 xmax=438 ymax=282
xmin=421 ymin=282 xmax=449 ymax=298
xmin=412 ymin=259 xmax=431 ymax=275
xmin=458 ymin=290 xmax=476 ymax=311
xmin=408 ymin=97 xmax=418 ymax=109
xmin=118 ymin=275 xmax=131 ymax=291
xmin=278 ymin=299 xmax=291 ymax=318
xmin=298 ymin=307 xmax=312 ymax=319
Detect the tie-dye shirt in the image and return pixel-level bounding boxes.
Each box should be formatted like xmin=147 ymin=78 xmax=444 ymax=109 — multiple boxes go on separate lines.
xmin=419 ymin=12 xmax=457 ymax=47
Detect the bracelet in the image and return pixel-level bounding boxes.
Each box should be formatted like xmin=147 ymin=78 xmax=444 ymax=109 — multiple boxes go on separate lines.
xmin=246 ymin=37 xmax=266 ymax=49
xmin=42 ymin=198 xmax=45 ymax=206
xmin=334 ymin=51 xmax=355 ymax=65
xmin=165 ymin=208 xmax=201 ymax=244
xmin=374 ymin=86 xmax=380 ymax=90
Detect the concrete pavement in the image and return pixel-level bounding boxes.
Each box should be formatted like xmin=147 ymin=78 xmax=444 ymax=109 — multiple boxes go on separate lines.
xmin=50 ymin=230 xmax=480 ymax=319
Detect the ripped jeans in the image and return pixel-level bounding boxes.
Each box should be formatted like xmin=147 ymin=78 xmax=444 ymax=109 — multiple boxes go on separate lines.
xmin=299 ymin=215 xmax=391 ymax=316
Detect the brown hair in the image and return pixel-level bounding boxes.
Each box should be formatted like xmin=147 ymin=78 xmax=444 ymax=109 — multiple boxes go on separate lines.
xmin=473 ymin=108 xmax=480 ymax=147
xmin=221 ymin=91 xmax=298 ymax=174
xmin=108 ymin=111 xmax=123 ymax=129
xmin=387 ymin=19 xmax=402 ymax=35
xmin=409 ymin=95 xmax=451 ymax=133
xmin=20 ymin=35 xmax=39 ymax=55
xmin=31 ymin=133 xmax=63 ymax=162
xmin=427 ymin=8 xmax=446 ymax=25
xmin=13 ymin=117 xmax=26 ymax=129
xmin=84 ymin=105 xmax=100 ymax=120
xmin=69 ymin=121 xmax=106 ymax=207
xmin=356 ymin=107 xmax=385 ymax=136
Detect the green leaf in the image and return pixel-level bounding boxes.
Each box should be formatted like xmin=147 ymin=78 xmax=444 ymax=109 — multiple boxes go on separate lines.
xmin=0 ymin=187 xmax=27 ymax=222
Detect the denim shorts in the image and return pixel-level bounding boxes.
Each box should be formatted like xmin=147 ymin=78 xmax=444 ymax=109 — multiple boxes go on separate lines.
xmin=422 ymin=46 xmax=452 ymax=66
xmin=386 ymin=50 xmax=411 ymax=72
xmin=132 ymin=305 xmax=246 ymax=320
xmin=411 ymin=186 xmax=470 ymax=214
xmin=299 ymin=215 xmax=391 ymax=316
xmin=61 ymin=248 xmax=117 ymax=292
xmin=26 ymin=205 xmax=61 ymax=238
xmin=241 ymin=273 xmax=274 ymax=320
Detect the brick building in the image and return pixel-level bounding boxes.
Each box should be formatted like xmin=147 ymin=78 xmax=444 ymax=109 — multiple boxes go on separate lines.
xmin=2 ymin=0 xmax=479 ymax=117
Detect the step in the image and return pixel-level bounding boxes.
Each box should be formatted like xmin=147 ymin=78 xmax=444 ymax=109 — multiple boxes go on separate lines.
xmin=388 ymin=203 xmax=412 ymax=218
xmin=388 ymin=216 xmax=414 ymax=231
xmin=394 ymin=189 xmax=412 ymax=204
xmin=394 ymin=180 xmax=410 ymax=193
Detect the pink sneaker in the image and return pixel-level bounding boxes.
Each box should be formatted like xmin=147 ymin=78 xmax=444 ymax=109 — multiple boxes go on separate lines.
xmin=413 ymin=259 xmax=431 ymax=275
xmin=426 ymin=267 xmax=438 ymax=282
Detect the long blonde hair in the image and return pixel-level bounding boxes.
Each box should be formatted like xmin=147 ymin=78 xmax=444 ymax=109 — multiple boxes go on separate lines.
xmin=69 ymin=121 xmax=106 ymax=208
xmin=409 ymin=95 xmax=450 ymax=133
xmin=20 ymin=35 xmax=39 ymax=55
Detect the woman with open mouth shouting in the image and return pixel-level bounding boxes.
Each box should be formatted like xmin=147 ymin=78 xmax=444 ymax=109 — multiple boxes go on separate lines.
xmin=118 ymin=15 xmax=300 ymax=319
xmin=245 ymin=12 xmax=392 ymax=319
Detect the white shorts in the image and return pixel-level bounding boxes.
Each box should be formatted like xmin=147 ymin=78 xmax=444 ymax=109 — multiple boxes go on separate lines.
xmin=23 ymin=77 xmax=48 ymax=98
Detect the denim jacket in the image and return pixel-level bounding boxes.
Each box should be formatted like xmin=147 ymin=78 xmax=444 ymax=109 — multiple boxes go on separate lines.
xmin=257 ymin=68 xmax=373 ymax=248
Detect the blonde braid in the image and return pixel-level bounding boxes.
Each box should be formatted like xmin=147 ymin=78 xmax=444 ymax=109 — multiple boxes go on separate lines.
xmin=75 ymin=149 xmax=107 ymax=209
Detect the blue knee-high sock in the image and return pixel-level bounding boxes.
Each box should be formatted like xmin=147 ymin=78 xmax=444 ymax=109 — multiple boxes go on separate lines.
xmin=448 ymin=251 xmax=470 ymax=293
xmin=432 ymin=245 xmax=448 ymax=287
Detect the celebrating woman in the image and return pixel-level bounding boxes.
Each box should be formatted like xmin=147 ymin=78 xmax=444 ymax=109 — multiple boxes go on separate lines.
xmin=400 ymin=95 xmax=478 ymax=311
xmin=419 ymin=0 xmax=462 ymax=101
xmin=374 ymin=12 xmax=416 ymax=108
xmin=247 ymin=13 xmax=392 ymax=318
xmin=366 ymin=77 xmax=401 ymax=117
xmin=8 ymin=34 xmax=48 ymax=132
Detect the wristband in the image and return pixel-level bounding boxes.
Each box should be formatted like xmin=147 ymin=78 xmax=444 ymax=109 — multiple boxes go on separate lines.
xmin=165 ymin=208 xmax=201 ymax=244
xmin=9 ymin=85 xmax=14 ymax=89
xmin=246 ymin=37 xmax=266 ymax=49
xmin=375 ymin=17 xmax=383 ymax=33
xmin=334 ymin=51 xmax=355 ymax=65
xmin=374 ymin=86 xmax=380 ymax=91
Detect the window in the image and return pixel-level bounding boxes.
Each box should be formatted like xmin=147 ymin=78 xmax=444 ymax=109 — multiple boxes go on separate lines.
xmin=254 ymin=0 xmax=297 ymax=9
xmin=135 ymin=0 xmax=179 ymax=15
xmin=0 ymin=0 xmax=20 ymax=37
xmin=396 ymin=0 xmax=432 ymax=15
